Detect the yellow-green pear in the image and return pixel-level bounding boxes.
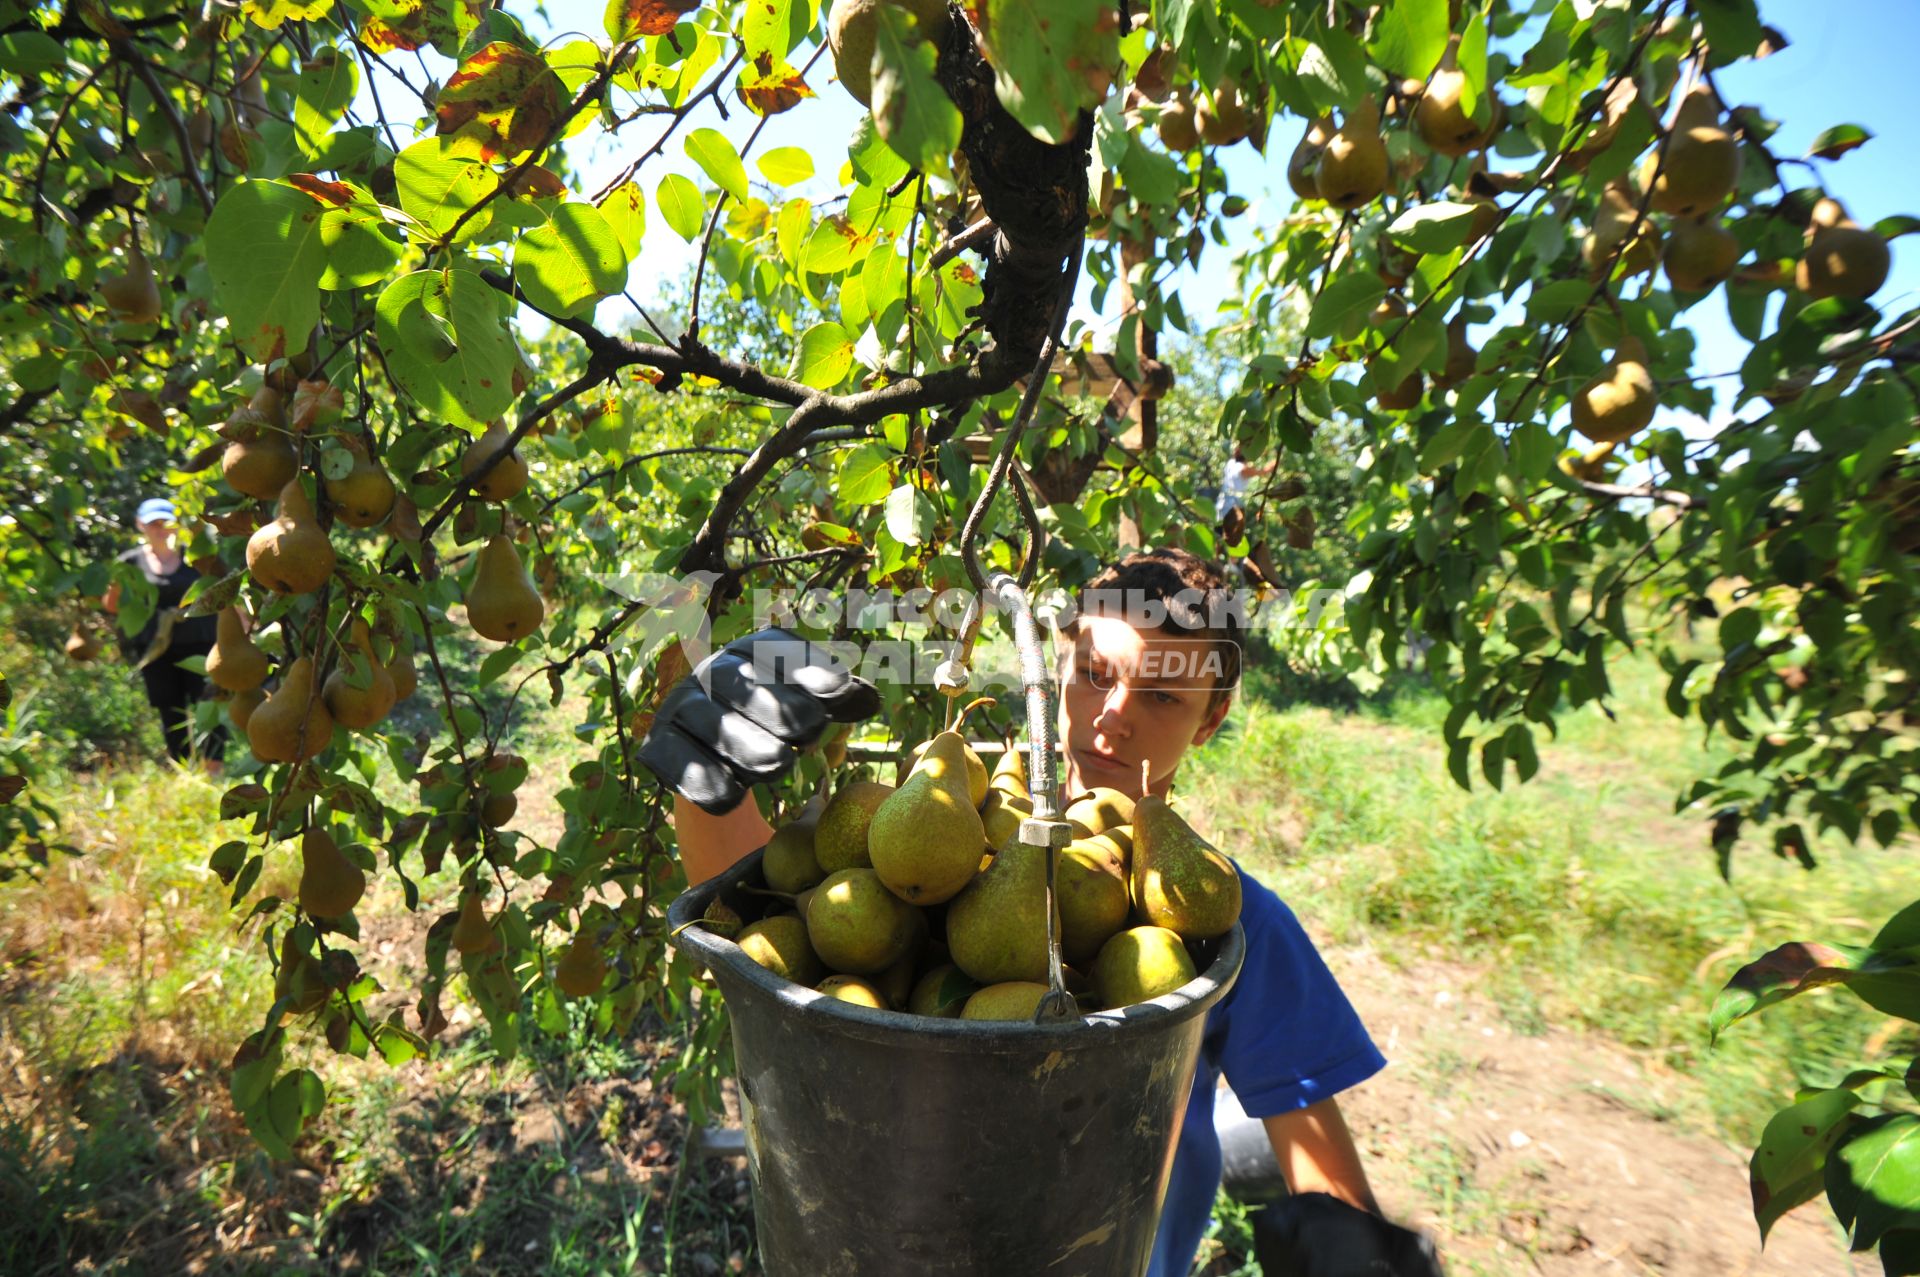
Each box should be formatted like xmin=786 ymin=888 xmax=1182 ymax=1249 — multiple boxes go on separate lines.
xmin=1058 ymin=844 xmax=1132 ymax=964
xmin=738 ymin=915 xmax=824 ymax=985
xmin=451 ymin=892 xmax=500 ymax=955
xmin=813 ymin=779 xmax=893 ymax=872
xmin=1064 ymin=787 xmax=1134 ymax=838
xmin=1130 ymin=790 xmax=1242 ymax=939
xmin=1797 ymin=198 xmax=1891 ymax=301
xmin=1094 ymin=926 xmax=1198 ymax=1008
xmin=1571 ymin=337 xmax=1658 ymax=445
xmin=1641 ymin=84 xmax=1739 ymax=217
xmin=763 ymin=820 xmax=824 ymax=894
xmin=324 ymin=441 xmax=396 ymax=528
xmin=805 ymin=868 xmax=916 ymax=974
xmin=981 ymin=788 xmax=1028 ymax=852
xmin=1287 ymin=114 xmax=1334 ymax=201
xmin=908 ymin=732 xmax=988 ymax=807
xmin=870 ymin=733 xmax=987 ymax=904
xmin=1583 ymin=179 xmax=1663 ymax=279
xmin=817 ymin=974 xmax=888 ymax=1009
xmin=826 ymin=0 xmax=949 ymax=108
xmin=1663 ymin=216 xmax=1741 ymax=292
xmin=960 ymin=981 xmax=1051 ymax=1021
xmin=908 ymin=963 xmax=979 ymax=1018
xmin=945 ymin=842 xmax=1060 ymax=984
xmin=247 ymin=655 xmax=333 ymax=763
xmin=223 ymin=428 xmax=299 ymax=501
xmin=323 ymin=619 xmax=397 ymax=729
xmin=990 ymin=743 xmax=1031 ymax=805
xmin=1414 ymin=35 xmax=1484 ymax=156
xmin=206 ymin=607 xmax=270 ymax=692
xmin=298 ymin=826 xmax=365 ymax=917
xmin=554 ymin=935 xmax=607 ymax=996
xmin=246 ymin=480 xmax=335 ymax=595
xmin=1315 ymin=97 xmax=1388 ymax=210
xmin=461 ymin=419 xmax=528 ymax=502
xmin=466 ymin=536 xmax=545 ymax=642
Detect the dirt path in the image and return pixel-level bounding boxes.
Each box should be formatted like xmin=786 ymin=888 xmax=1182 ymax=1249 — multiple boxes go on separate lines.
xmin=1320 ymin=944 xmax=1860 ymax=1276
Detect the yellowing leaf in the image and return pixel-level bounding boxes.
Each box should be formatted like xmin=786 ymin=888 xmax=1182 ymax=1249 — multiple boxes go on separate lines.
xmin=793 ymin=321 xmax=855 ymax=388
xmin=655 ymin=172 xmax=705 ymax=241
xmin=685 ymin=128 xmax=749 ymax=204
xmin=599 ymin=182 xmax=647 ymax=258
xmin=605 ymin=0 xmax=697 ymax=40
xmin=242 ymin=0 xmax=333 ymax=30
xmin=434 ymin=41 xmax=568 ymax=161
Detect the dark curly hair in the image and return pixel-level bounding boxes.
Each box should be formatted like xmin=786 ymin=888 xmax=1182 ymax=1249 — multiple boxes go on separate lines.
xmin=1065 ymin=548 xmax=1246 ymax=710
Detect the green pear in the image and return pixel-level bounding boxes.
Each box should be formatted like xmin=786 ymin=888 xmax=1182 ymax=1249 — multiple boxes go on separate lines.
xmin=910 ymin=732 xmax=988 ymax=807
xmin=869 ymin=733 xmax=986 ymax=904
xmin=980 ymin=788 xmax=1029 ymax=852
xmin=908 ymin=963 xmax=979 ymax=1018
xmin=805 ymin=868 xmax=916 ymax=974
xmin=813 ymin=780 xmax=893 ymax=873
xmin=945 ymin=842 xmax=1060 ymax=984
xmin=961 ymin=982 xmax=1051 ymax=1021
xmin=817 ymin=974 xmax=888 ymax=1009
xmin=1058 ymin=844 xmax=1132 ymax=964
xmin=737 ymin=915 xmax=823 ymax=985
xmin=1130 ymin=791 xmax=1242 ymax=939
xmin=1094 ymin=926 xmax=1198 ymax=1008
xmin=1065 ymin=787 xmax=1134 ymax=838
xmin=989 ymin=742 xmax=1031 ymax=805
xmin=763 ymin=820 xmax=824 ymax=894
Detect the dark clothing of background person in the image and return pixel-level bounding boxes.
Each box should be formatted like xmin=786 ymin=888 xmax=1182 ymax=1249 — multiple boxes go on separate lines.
xmin=117 ymin=546 xmax=223 ymax=762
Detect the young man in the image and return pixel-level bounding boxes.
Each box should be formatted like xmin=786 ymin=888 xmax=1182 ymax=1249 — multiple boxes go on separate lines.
xmin=639 ymin=548 xmax=1439 ymax=1275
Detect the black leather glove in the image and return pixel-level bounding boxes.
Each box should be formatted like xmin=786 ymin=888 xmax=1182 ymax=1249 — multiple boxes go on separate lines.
xmin=1252 ymin=1193 xmax=1444 ymax=1277
xmin=637 ymin=628 xmax=880 ymax=814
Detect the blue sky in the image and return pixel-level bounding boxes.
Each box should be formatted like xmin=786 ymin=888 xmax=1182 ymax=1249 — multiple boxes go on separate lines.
xmin=352 ymin=0 xmax=1916 ymax=433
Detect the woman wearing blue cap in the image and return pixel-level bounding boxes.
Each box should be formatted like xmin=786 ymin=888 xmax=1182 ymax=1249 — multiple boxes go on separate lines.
xmin=103 ymin=497 xmax=224 ymax=768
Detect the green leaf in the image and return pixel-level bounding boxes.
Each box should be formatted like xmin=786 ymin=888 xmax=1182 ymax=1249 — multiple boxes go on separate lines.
xmin=375 ymin=269 xmax=517 ymax=426
xmin=0 ymin=32 xmax=68 ymax=75
xmin=836 ymin=444 xmax=894 ymax=507
xmin=513 ymin=203 xmax=628 ymax=317
xmin=684 ymin=128 xmax=749 ymax=204
xmin=655 ymin=172 xmax=705 ymax=241
xmin=757 ymin=147 xmax=814 ymax=186
xmin=1387 ymin=202 xmax=1483 ymax=254
xmin=265 ymin=1066 xmax=326 ymax=1152
xmin=243 ymin=0 xmax=333 ymax=29
xmin=792 ymin=321 xmax=855 ymax=389
xmin=599 ymin=182 xmax=647 ymax=258
xmin=1808 ymin=124 xmax=1872 ymax=160
xmin=1294 ymin=29 xmax=1372 ymax=114
xmin=1712 ymin=940 xmax=1920 ymax=1038
xmin=318 ymin=201 xmax=403 ymax=289
xmin=1750 ymin=1088 xmax=1862 ymax=1241
xmin=1119 ymin=133 xmax=1182 ymax=208
xmin=1307 ymin=272 xmax=1387 ymax=339
xmin=1827 ymin=1114 xmax=1920 ymax=1251
xmin=395 ymin=136 xmax=498 ymax=243
xmin=1369 ymin=0 xmax=1449 ymax=80
xmin=871 ymin=4 xmax=961 ymax=178
xmin=293 ymin=46 xmax=359 ymax=155
xmin=205 ymin=181 xmax=329 ymax=360
xmin=884 ymin=484 xmax=936 ymax=545
xmin=972 ymin=0 xmax=1118 ymax=145
xmin=1696 ymin=0 xmax=1764 ymax=67
xmin=848 ymin=114 xmax=912 ymax=189
xmin=1455 ymin=13 xmax=1488 ymax=114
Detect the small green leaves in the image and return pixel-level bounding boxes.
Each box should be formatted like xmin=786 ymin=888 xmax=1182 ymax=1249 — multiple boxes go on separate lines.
xmin=375 ymin=269 xmax=517 ymax=426
xmin=685 ymin=129 xmax=749 ymax=204
xmin=599 ymin=182 xmax=646 ymax=258
xmin=871 ymin=4 xmax=961 ymax=177
xmin=1807 ymin=124 xmax=1872 ymax=160
xmin=1306 ymin=272 xmax=1387 ymax=339
xmin=513 ymin=203 xmax=629 ymax=317
xmin=655 ymin=172 xmax=704 ymax=241
xmin=1387 ymin=202 xmax=1485 ymax=253
xmin=792 ymin=321 xmax=855 ymax=389
xmin=970 ymin=0 xmax=1117 ymax=144
xmin=1369 ymin=0 xmax=1449 ymax=80
xmin=205 ymin=180 xmax=330 ymax=360
xmin=836 ymin=444 xmax=893 ymax=507
xmin=757 ymin=147 xmax=814 ymax=187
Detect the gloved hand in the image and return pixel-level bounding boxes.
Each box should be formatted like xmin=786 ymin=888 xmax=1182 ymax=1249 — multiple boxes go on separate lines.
xmin=1251 ymin=1192 xmax=1444 ymax=1277
xmin=637 ymin=628 xmax=880 ymax=814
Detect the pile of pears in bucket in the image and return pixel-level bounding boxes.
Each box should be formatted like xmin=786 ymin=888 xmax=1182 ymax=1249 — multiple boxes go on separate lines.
xmin=720 ymin=731 xmax=1241 ymax=1021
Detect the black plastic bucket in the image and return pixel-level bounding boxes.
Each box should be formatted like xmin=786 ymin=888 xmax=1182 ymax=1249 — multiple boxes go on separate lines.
xmin=668 ymin=849 xmax=1246 ymax=1277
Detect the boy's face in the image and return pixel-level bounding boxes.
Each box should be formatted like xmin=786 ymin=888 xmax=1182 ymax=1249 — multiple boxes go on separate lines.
xmin=1056 ymin=615 xmax=1231 ymax=801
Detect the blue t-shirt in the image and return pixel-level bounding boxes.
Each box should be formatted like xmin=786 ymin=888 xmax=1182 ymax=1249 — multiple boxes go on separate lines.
xmin=1145 ymin=866 xmax=1386 ymax=1277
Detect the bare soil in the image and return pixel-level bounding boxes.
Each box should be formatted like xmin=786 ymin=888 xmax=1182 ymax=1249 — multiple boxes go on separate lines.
xmin=1326 ymin=944 xmax=1859 ymax=1276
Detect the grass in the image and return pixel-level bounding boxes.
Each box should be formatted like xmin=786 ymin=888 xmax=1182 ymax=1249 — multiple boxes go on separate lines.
xmin=1182 ymin=643 xmax=1914 ymax=1142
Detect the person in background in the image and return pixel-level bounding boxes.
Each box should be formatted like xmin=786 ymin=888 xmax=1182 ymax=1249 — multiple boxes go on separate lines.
xmin=104 ymin=497 xmax=224 ymax=770
xmin=1216 ymin=444 xmax=1278 ymax=521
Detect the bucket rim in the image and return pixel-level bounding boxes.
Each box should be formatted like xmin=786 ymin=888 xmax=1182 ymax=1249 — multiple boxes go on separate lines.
xmin=667 ymin=848 xmax=1245 ymax=1050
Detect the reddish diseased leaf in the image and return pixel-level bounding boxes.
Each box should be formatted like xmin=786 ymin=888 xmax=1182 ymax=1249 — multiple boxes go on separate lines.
xmin=358 ymin=0 xmax=483 ymax=54
xmin=505 ymin=165 xmax=568 ymax=200
xmin=952 ymin=263 xmax=978 ymax=285
xmin=738 ymin=52 xmax=814 ymax=116
xmin=0 ymin=775 xmax=24 ymax=805
xmin=287 ymin=173 xmax=357 ymax=206
xmin=1728 ymin=941 xmax=1851 ymax=996
xmin=435 ymin=42 xmax=569 ymax=161
xmin=607 ymin=0 xmax=698 ymax=39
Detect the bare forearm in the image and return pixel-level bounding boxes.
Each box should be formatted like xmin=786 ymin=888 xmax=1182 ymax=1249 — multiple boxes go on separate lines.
xmin=672 ymin=793 xmax=773 ymax=886
xmin=1263 ymin=1097 xmax=1378 ymax=1214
